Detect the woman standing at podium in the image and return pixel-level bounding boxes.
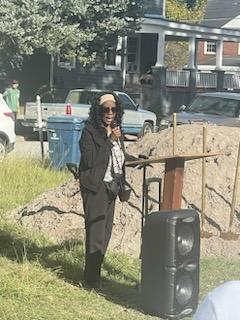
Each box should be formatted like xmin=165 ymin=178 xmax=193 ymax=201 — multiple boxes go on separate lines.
xmin=79 ymin=91 xmax=135 ymax=289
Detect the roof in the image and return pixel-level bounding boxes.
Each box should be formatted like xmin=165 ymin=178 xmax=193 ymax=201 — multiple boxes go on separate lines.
xmin=197 ymin=92 xmax=240 ymax=100
xmin=202 ymin=0 xmax=240 ymax=28
xmin=141 ymin=16 xmax=240 ymax=42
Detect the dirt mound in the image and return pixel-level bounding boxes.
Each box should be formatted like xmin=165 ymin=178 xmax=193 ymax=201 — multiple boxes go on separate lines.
xmin=12 ymin=125 xmax=240 ymax=258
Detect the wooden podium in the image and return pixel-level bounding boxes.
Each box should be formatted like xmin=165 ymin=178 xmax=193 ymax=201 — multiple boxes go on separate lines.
xmin=126 ymin=152 xmax=221 ymax=211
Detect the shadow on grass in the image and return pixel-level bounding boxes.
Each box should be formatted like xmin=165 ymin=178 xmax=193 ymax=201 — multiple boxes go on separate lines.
xmin=0 ymin=229 xmax=144 ymax=313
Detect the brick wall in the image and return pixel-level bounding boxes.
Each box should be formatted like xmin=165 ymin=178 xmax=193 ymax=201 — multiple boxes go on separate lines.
xmin=198 ymin=41 xmax=239 ymax=64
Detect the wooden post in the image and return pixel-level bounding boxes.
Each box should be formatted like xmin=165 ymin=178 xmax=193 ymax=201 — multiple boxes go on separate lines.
xmin=161 ymin=157 xmax=185 ymax=210
xmin=229 ymin=142 xmax=240 ymax=229
xmin=201 ymin=126 xmax=207 ymax=229
xmin=173 ymin=113 xmax=177 ymax=155
xmin=220 ymin=142 xmax=240 ymax=240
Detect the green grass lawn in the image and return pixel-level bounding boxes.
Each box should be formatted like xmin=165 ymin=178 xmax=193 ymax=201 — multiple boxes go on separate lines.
xmin=0 ymin=157 xmax=240 ymax=319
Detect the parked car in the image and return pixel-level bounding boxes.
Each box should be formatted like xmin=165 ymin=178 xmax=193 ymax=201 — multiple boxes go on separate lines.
xmin=160 ymin=92 xmax=240 ymax=130
xmin=23 ymin=89 xmax=157 ymax=138
xmin=0 ymin=94 xmax=16 ymax=160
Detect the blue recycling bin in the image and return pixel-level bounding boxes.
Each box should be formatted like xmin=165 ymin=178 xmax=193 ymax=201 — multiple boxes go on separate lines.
xmin=47 ymin=115 xmax=85 ymax=169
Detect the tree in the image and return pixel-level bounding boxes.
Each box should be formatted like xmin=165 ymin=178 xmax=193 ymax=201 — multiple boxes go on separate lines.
xmin=0 ymin=0 xmax=143 ymax=70
xmin=166 ymin=0 xmax=206 ymax=23
xmin=164 ymin=0 xmax=207 ymax=69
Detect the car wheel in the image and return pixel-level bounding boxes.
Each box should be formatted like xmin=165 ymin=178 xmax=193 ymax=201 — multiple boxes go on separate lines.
xmin=0 ymin=138 xmax=6 ymax=161
xmin=138 ymin=122 xmax=153 ymax=138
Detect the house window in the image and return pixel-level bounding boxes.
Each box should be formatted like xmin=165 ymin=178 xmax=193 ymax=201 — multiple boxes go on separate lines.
xmin=105 ymin=38 xmax=122 ymax=70
xmin=57 ymin=55 xmax=76 ymax=70
xmin=106 ymin=47 xmax=116 ymax=66
xmin=204 ymin=41 xmax=216 ymax=55
xmin=127 ymin=35 xmax=140 ymax=73
xmin=144 ymin=0 xmax=164 ymax=16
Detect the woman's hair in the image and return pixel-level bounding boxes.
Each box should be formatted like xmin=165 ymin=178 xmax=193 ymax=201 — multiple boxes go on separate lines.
xmin=88 ymin=91 xmax=124 ymax=129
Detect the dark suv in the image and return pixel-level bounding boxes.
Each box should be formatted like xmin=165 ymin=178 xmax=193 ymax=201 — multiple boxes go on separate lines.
xmin=160 ymin=92 xmax=240 ymax=129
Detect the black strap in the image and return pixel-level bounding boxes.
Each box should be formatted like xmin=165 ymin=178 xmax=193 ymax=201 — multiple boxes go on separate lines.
xmin=66 ymin=164 xmax=79 ymax=180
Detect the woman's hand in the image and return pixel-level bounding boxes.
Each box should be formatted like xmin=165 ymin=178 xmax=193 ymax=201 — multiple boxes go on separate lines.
xmin=111 ymin=127 xmax=121 ymax=140
xmin=105 ymin=125 xmax=112 ymax=135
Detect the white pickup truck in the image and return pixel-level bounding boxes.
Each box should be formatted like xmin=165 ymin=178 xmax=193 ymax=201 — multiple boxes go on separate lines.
xmin=0 ymin=94 xmax=16 ymax=160
xmin=22 ymin=89 xmax=157 ymax=137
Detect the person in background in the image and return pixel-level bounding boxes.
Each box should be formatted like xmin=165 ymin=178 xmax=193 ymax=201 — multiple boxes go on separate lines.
xmin=79 ymin=91 xmax=136 ymax=289
xmin=193 ymin=280 xmax=240 ymax=320
xmin=3 ymin=80 xmax=20 ymax=121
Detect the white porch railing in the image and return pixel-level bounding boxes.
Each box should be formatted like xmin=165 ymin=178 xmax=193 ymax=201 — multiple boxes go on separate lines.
xmin=127 ymin=70 xmax=240 ymax=90
xmin=166 ymin=70 xmax=190 ymax=87
xmin=196 ymin=72 xmax=217 ymax=88
xmin=224 ymin=73 xmax=240 ymax=90
xmin=166 ymin=71 xmax=240 ymax=89
xmin=166 ymin=71 xmax=218 ymax=88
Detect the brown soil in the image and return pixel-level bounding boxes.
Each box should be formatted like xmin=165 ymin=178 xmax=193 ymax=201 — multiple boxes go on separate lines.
xmin=12 ymin=125 xmax=240 ymax=258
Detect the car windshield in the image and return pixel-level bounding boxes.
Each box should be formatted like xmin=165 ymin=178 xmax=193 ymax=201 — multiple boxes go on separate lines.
xmin=66 ymin=91 xmax=96 ymax=104
xmin=186 ymin=96 xmax=240 ymax=117
xmin=117 ymin=93 xmax=137 ymax=110
xmin=66 ymin=91 xmax=137 ymax=110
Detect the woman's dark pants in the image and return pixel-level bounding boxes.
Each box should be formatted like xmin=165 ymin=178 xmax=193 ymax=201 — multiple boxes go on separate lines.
xmin=81 ymin=182 xmax=115 ymax=287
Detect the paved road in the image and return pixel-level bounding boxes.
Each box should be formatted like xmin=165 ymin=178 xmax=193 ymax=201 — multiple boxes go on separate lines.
xmin=10 ymin=135 xmax=136 ymax=159
xmin=10 ymin=136 xmax=49 ymax=159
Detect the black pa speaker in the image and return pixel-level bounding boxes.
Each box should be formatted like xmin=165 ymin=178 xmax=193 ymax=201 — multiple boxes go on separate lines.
xmin=141 ymin=209 xmax=200 ymax=319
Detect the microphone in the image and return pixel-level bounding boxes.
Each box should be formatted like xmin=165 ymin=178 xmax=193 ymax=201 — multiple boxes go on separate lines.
xmin=110 ymin=120 xmax=121 ymax=143
xmin=110 ymin=120 xmax=118 ymax=129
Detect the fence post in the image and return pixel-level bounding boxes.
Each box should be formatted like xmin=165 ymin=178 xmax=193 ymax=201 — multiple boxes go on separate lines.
xmin=185 ymin=68 xmax=197 ymax=104
xmin=216 ymin=70 xmax=225 ymax=92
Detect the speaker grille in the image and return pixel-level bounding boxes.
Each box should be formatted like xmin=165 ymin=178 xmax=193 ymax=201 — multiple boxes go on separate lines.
xmin=176 ymin=273 xmax=194 ymax=305
xmin=141 ymin=209 xmax=200 ymax=319
xmin=177 ymin=224 xmax=194 ymax=256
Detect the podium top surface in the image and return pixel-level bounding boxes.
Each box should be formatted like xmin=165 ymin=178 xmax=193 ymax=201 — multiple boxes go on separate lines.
xmin=125 ymin=152 xmax=222 ymax=166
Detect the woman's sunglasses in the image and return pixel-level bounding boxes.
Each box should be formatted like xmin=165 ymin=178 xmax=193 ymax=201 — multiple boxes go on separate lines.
xmin=101 ymin=107 xmax=117 ymax=114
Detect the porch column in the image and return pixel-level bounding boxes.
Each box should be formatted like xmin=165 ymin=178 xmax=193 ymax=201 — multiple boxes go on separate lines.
xmin=216 ymin=70 xmax=225 ymax=91
xmin=151 ymin=28 xmax=167 ymax=120
xmin=216 ymin=40 xmax=223 ymax=70
xmin=185 ymin=37 xmax=197 ymax=103
xmin=151 ymin=66 xmax=168 ymax=120
xmin=155 ymin=29 xmax=165 ymax=67
xmin=188 ymin=37 xmax=197 ymax=69
xmin=216 ymin=40 xmax=224 ymax=91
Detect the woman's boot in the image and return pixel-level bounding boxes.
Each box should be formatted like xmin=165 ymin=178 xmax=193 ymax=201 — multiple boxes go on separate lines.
xmin=84 ymin=250 xmax=104 ymax=289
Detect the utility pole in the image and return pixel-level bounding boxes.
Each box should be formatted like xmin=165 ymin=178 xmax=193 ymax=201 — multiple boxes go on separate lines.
xmin=49 ymin=55 xmax=54 ymax=92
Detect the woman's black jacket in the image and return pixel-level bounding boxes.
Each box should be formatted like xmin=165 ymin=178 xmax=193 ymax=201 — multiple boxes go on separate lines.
xmin=79 ymin=122 xmax=136 ymax=193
